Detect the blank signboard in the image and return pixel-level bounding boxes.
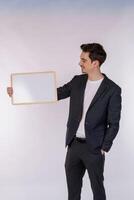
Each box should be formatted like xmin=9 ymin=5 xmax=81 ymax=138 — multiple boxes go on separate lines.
xmin=11 ymin=71 xmax=58 ymax=105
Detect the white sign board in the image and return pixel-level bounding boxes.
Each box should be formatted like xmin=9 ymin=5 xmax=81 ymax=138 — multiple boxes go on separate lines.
xmin=11 ymin=71 xmax=57 ymax=105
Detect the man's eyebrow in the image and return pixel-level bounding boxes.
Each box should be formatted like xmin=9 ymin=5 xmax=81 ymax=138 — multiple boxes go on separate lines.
xmin=80 ymin=58 xmax=87 ymax=61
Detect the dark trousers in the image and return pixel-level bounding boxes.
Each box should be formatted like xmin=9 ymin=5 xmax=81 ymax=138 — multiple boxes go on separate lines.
xmin=65 ymin=137 xmax=106 ymax=200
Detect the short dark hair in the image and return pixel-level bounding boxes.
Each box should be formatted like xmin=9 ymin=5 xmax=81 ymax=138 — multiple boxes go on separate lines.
xmin=80 ymin=43 xmax=107 ymax=66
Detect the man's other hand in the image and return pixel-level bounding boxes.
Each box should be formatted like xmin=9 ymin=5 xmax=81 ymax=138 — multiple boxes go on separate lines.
xmin=7 ymin=87 xmax=13 ymax=97
xmin=101 ymin=149 xmax=105 ymax=155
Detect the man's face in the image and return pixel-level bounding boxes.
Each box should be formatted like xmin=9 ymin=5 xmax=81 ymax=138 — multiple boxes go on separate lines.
xmin=79 ymin=51 xmax=94 ymax=74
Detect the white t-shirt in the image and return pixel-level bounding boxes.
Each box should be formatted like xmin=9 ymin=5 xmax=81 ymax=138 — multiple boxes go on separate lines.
xmin=76 ymin=77 xmax=104 ymax=138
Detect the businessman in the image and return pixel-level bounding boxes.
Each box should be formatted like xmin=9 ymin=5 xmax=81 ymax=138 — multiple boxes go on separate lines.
xmin=7 ymin=43 xmax=122 ymax=200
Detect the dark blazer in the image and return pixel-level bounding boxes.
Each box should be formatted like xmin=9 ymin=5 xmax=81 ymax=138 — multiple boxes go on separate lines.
xmin=57 ymin=73 xmax=122 ymax=153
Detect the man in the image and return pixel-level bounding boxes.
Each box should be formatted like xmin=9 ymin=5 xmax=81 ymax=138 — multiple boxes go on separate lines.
xmin=7 ymin=43 xmax=122 ymax=200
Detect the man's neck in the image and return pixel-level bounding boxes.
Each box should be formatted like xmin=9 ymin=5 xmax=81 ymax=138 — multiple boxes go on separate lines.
xmin=87 ymin=72 xmax=104 ymax=81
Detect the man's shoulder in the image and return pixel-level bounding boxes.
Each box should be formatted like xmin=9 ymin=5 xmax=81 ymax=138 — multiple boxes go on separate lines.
xmin=72 ymin=73 xmax=121 ymax=90
xmin=106 ymin=75 xmax=121 ymax=91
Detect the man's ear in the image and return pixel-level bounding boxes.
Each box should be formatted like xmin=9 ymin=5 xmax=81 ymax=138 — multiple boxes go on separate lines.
xmin=92 ymin=60 xmax=100 ymax=67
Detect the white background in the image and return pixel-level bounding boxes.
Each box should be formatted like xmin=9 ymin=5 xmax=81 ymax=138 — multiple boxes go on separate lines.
xmin=0 ymin=7 xmax=134 ymax=200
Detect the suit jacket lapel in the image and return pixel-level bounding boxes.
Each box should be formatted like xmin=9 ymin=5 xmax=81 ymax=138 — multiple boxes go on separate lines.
xmin=79 ymin=74 xmax=88 ymax=102
xmin=77 ymin=74 xmax=88 ymax=120
xmin=82 ymin=73 xmax=109 ymax=112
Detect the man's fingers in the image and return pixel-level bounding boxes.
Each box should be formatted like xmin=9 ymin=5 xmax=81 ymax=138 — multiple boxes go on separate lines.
xmin=7 ymin=87 xmax=13 ymax=97
xmin=101 ymin=149 xmax=105 ymax=155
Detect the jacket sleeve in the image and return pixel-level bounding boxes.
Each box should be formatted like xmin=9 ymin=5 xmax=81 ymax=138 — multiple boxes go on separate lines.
xmin=102 ymin=87 xmax=122 ymax=152
xmin=57 ymin=76 xmax=76 ymax=100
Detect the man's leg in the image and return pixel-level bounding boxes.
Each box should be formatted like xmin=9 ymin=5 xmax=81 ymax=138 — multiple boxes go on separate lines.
xmin=83 ymin=149 xmax=106 ymax=200
xmin=65 ymin=141 xmax=86 ymax=200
